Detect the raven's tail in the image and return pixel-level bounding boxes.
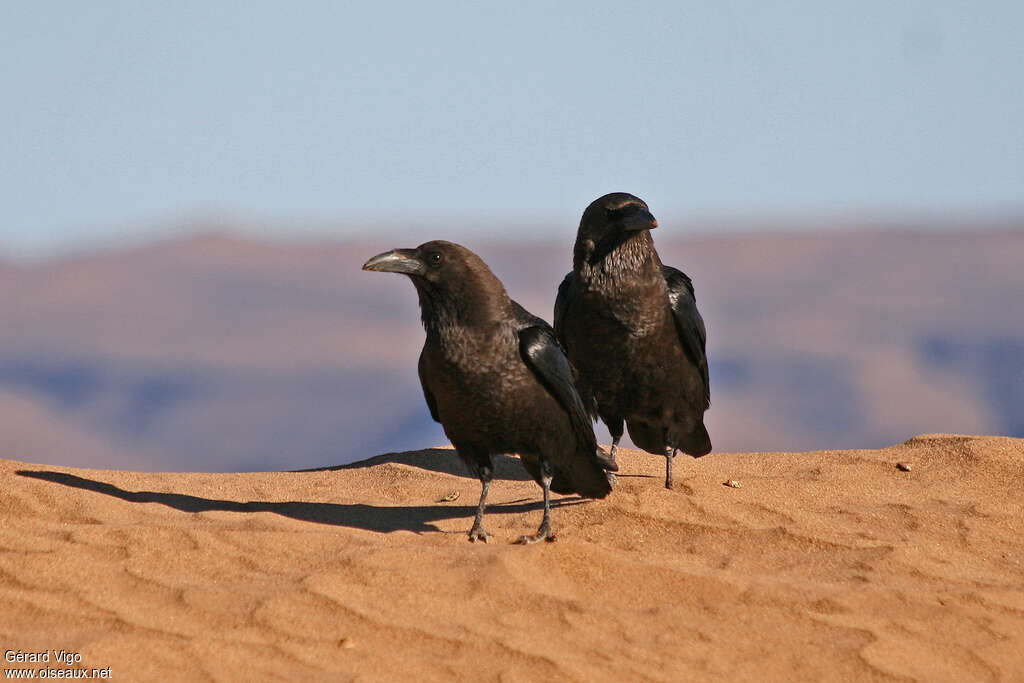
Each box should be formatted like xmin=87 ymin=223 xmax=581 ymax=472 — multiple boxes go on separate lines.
xmin=626 ymin=418 xmax=712 ymax=458
xmin=548 ymin=445 xmax=614 ymax=498
xmin=626 ymin=420 xmax=663 ymax=455
xmin=678 ymin=421 xmax=712 ymax=458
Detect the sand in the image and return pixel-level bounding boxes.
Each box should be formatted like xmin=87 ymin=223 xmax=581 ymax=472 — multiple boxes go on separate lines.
xmin=1 ymin=434 xmax=1022 ymax=681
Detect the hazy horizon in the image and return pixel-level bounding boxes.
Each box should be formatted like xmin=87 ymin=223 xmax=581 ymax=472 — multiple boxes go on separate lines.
xmin=1 ymin=226 xmax=1021 ymax=472
xmin=3 ymin=207 xmax=1023 ymax=263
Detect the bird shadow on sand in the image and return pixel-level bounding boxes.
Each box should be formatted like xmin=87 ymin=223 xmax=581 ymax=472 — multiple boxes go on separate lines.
xmin=300 ymin=448 xmax=533 ymax=482
xmin=16 ymin=466 xmax=586 ymax=535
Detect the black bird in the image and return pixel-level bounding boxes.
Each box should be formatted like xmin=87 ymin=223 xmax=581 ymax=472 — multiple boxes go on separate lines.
xmin=554 ymin=193 xmax=711 ymax=489
xmin=363 ymin=240 xmax=614 ymax=543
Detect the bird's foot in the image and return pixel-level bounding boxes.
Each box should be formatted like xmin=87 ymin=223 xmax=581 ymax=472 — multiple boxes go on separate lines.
xmin=468 ymin=526 xmax=492 ymax=543
xmin=605 ymin=472 xmax=618 ymax=486
xmin=596 ymin=447 xmax=619 ymax=472
xmin=515 ymin=525 xmax=555 ymax=545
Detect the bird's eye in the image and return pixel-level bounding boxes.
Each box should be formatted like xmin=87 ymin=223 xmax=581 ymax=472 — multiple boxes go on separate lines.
xmin=427 ymin=252 xmax=443 ymax=267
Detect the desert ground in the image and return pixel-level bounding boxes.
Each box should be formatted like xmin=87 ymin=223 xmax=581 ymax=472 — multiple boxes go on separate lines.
xmin=1 ymin=434 xmax=1022 ymax=681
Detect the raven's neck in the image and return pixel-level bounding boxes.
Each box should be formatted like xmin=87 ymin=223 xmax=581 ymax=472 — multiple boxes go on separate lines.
xmin=576 ymin=231 xmax=663 ymax=298
xmin=414 ymin=279 xmax=510 ymax=336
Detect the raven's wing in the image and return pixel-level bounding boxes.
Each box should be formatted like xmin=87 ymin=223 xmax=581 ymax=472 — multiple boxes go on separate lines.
xmin=518 ymin=325 xmax=593 ymax=449
xmin=553 ymin=272 xmax=573 ymax=344
xmin=551 ymin=272 xmax=600 ymax=418
xmin=518 ymin=324 xmax=615 ymax=497
xmin=511 ymin=299 xmax=598 ymax=428
xmin=417 ymin=352 xmax=440 ymax=423
xmin=663 ymin=265 xmax=710 ymax=409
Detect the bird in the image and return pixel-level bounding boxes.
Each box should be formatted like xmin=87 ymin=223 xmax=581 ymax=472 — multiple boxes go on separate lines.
xmin=554 ymin=192 xmax=711 ymax=489
xmin=362 ymin=240 xmax=615 ymax=543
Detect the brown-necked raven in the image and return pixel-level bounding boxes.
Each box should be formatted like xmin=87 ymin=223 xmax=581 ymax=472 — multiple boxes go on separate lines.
xmin=363 ymin=240 xmax=614 ymax=543
xmin=554 ymin=193 xmax=711 ymax=489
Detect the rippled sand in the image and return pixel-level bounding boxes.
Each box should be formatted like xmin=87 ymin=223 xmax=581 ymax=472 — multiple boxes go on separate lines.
xmin=2 ymin=434 xmax=1022 ymax=680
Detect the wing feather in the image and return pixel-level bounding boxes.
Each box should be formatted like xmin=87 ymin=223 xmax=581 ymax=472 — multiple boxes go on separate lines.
xmin=663 ymin=265 xmax=710 ymax=409
xmin=417 ymin=352 xmax=441 ymax=423
xmin=519 ymin=324 xmax=614 ymax=497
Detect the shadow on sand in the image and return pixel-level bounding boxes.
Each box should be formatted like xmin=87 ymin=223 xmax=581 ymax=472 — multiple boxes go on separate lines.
xmin=300 ymin=448 xmax=533 ymax=482
xmin=16 ymin=463 xmax=586 ymax=536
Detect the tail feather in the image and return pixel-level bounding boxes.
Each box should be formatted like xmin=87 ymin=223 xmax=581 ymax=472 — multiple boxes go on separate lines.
xmin=625 ymin=420 xmax=663 ymax=455
xmin=547 ymin=446 xmax=613 ymax=498
xmin=626 ymin=418 xmax=712 ymax=458
xmin=679 ymin=421 xmax=712 ymax=457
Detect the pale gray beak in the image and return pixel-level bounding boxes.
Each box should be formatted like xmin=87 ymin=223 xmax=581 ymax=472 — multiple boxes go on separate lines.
xmin=361 ymin=248 xmax=425 ymax=275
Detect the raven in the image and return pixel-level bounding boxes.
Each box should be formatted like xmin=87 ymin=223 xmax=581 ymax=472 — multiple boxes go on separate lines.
xmin=363 ymin=240 xmax=614 ymax=543
xmin=554 ymin=193 xmax=711 ymax=489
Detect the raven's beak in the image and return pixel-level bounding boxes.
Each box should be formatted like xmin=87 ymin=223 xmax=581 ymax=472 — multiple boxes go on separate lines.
xmin=362 ymin=249 xmax=425 ymax=275
xmin=620 ymin=209 xmax=658 ymax=233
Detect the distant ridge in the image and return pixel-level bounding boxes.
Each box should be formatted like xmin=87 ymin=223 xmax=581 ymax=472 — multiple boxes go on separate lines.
xmin=0 ymin=221 xmax=1020 ymax=472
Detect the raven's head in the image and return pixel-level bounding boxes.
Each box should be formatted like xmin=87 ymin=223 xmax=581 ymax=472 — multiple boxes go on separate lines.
xmin=573 ymin=192 xmax=658 ymax=268
xmin=363 ymin=240 xmax=508 ymax=327
xmin=362 ymin=240 xmax=488 ymax=283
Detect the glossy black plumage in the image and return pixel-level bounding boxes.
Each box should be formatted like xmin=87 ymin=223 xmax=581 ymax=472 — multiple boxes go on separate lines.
xmin=554 ymin=193 xmax=711 ymax=488
xmin=363 ymin=240 xmax=613 ymax=543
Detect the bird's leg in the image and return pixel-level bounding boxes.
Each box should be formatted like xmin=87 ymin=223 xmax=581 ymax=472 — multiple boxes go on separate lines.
xmin=607 ymin=418 xmax=624 ymax=466
xmin=664 ymin=445 xmax=677 ymax=489
xmin=603 ymin=417 xmax=624 ymax=485
xmin=517 ymin=459 xmax=555 ymax=545
xmin=468 ymin=466 xmax=493 ymax=543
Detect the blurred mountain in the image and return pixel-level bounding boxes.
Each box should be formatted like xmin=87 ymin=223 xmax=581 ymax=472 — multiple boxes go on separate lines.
xmin=1 ymin=224 xmax=1022 ymax=471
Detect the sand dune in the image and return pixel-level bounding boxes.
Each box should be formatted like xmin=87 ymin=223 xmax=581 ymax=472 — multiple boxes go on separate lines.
xmin=1 ymin=435 xmax=1022 ymax=680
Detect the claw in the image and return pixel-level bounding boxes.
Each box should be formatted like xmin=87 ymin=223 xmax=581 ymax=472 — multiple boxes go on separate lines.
xmin=596 ymin=446 xmax=618 ymax=472
xmin=468 ymin=527 xmax=492 ymax=543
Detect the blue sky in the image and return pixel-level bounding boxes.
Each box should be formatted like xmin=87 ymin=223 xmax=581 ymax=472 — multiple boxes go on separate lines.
xmin=2 ymin=1 xmax=1022 ymax=255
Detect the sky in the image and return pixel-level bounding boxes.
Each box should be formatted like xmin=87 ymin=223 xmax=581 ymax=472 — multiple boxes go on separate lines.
xmin=2 ymin=1 xmax=1022 ymax=256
